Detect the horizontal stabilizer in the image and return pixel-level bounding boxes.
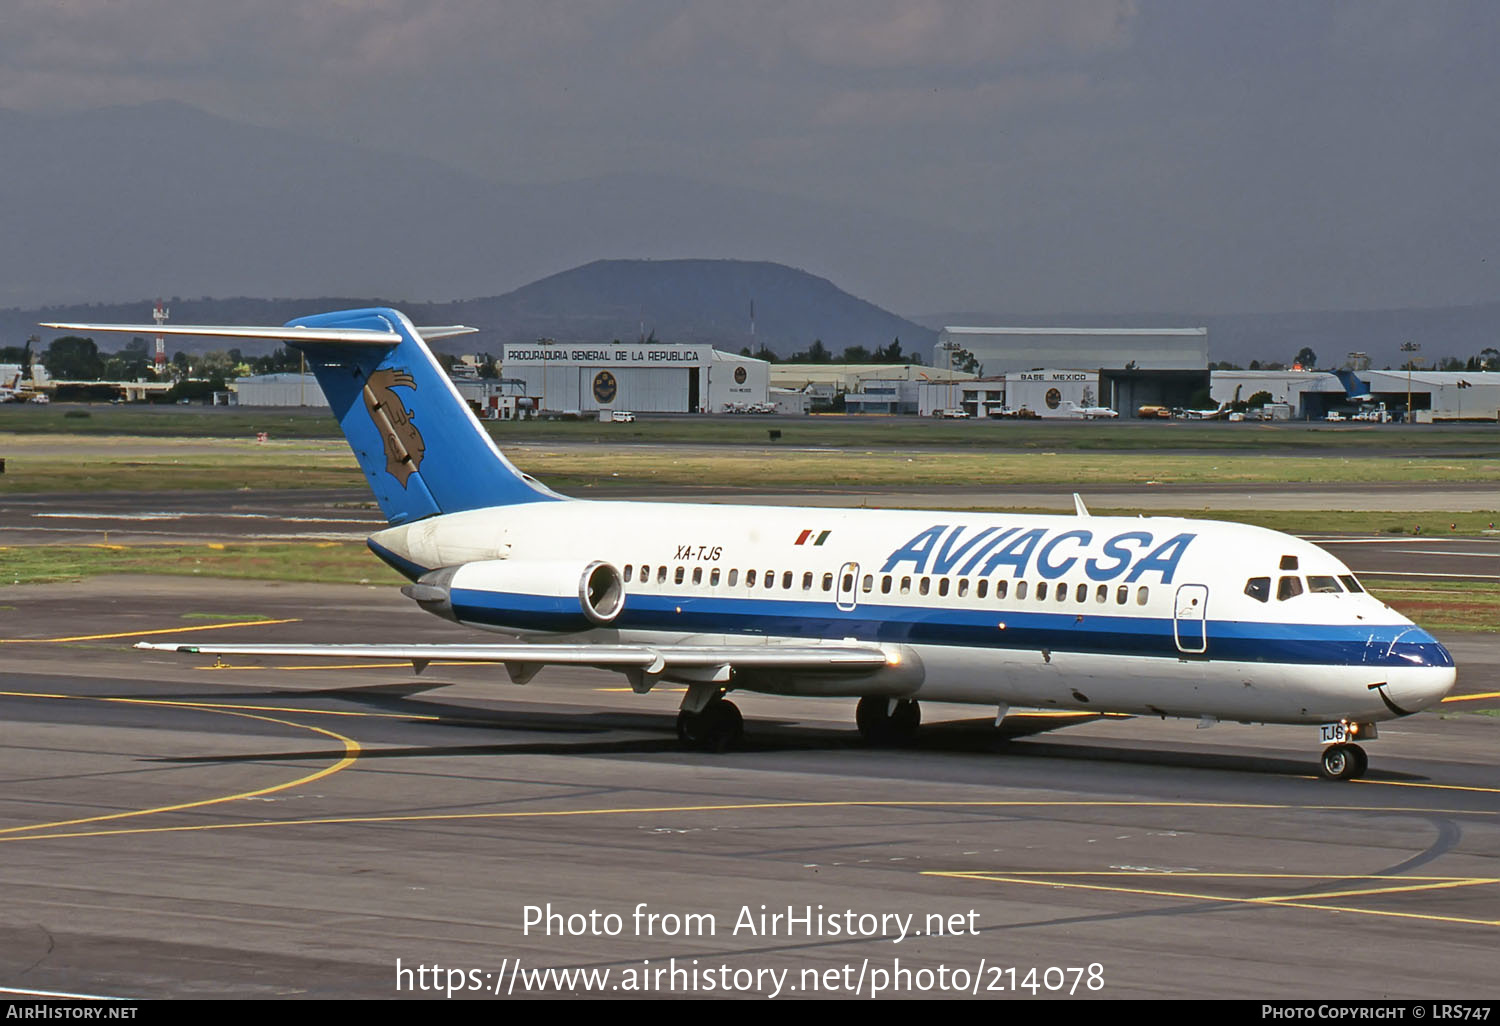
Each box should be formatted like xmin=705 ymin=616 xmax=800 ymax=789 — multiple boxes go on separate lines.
xmin=135 ymin=640 xmax=893 ymax=672
xmin=40 ymin=321 xmax=403 ymax=344
xmin=416 ymin=326 xmax=480 ymax=342
xmin=40 ymin=322 xmax=477 ymax=345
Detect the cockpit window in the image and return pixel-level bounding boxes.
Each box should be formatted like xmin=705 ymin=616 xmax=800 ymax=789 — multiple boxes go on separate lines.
xmin=1307 ymin=575 xmax=1341 ymax=594
xmin=1339 ymin=574 xmax=1364 ymax=594
xmin=1277 ymin=576 xmax=1303 ymax=601
xmin=1244 ymin=577 xmax=1270 ymax=603
xmin=1279 ymin=555 xmax=1299 ymax=571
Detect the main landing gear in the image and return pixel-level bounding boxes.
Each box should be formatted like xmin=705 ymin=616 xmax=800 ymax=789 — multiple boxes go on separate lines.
xmin=1319 ymin=743 xmax=1368 ymax=781
xmin=676 ymin=695 xmax=743 ymax=752
xmin=856 ymin=696 xmax=921 ymax=746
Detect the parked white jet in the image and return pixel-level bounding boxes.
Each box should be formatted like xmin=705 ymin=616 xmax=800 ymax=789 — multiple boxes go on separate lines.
xmin=1058 ymin=401 xmax=1119 ymax=419
xmin=46 ymin=308 xmax=1455 ymax=779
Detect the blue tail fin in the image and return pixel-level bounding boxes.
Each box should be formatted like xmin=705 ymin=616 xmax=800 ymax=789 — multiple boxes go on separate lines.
xmin=285 ymin=307 xmax=559 ymax=524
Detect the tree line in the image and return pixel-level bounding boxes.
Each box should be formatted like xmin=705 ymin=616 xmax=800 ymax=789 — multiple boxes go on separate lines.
xmin=736 ymin=338 xmax=924 ymax=365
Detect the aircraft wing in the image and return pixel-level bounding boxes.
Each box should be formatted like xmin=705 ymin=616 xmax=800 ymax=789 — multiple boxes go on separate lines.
xmin=134 ymin=640 xmax=896 ymax=681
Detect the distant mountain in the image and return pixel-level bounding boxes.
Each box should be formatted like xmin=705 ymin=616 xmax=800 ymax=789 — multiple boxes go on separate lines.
xmin=913 ymin=306 xmax=1500 ymax=370
xmin=435 ymin=259 xmax=936 ymax=355
xmin=4 ymin=259 xmax=937 ymax=360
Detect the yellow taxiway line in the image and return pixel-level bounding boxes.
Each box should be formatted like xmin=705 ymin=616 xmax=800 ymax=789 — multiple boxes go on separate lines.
xmin=924 ymin=869 xmax=1500 ymax=929
xmin=0 ymin=619 xmax=299 ymax=644
xmin=3 ymin=797 xmax=1499 ymax=847
xmin=0 ymin=691 xmax=360 ymax=838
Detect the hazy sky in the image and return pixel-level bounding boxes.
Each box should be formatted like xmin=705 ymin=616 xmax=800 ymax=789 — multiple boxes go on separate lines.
xmin=5 ymin=1 xmax=1500 ymax=314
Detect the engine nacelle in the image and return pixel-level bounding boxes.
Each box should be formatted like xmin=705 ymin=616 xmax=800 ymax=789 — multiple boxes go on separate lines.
xmin=404 ymin=559 xmax=626 ymax=633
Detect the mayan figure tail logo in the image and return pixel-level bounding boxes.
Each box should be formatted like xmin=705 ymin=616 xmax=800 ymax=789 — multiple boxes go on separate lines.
xmin=362 ymin=369 xmax=425 ymax=486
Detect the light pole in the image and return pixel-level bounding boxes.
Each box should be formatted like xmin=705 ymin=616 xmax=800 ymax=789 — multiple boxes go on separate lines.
xmin=1400 ymin=341 xmax=1421 ymax=424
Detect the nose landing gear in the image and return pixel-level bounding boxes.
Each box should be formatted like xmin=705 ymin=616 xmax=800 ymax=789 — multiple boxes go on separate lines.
xmin=1319 ymin=742 xmax=1368 ymax=781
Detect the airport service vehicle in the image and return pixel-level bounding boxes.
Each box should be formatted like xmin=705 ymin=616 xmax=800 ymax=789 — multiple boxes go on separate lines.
xmin=937 ymin=408 xmax=969 ymax=418
xmin=611 ymin=410 xmax=636 ymax=423
xmin=47 ymin=308 xmax=1455 ymax=780
xmin=1136 ymin=405 xmax=1172 ymax=419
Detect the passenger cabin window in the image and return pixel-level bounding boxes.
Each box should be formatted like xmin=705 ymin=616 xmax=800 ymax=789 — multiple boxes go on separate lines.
xmin=640 ymin=565 xmax=650 ymax=583
xmin=674 ymin=566 xmax=685 ymax=584
xmin=1244 ymin=577 xmax=1271 ymax=603
xmin=976 ymin=580 xmax=988 ymax=599
xmin=900 ymin=576 xmax=912 ymax=594
xmin=1076 ymin=583 xmax=1087 ymax=602
xmin=1136 ymin=586 xmax=1149 ymax=606
xmin=938 ymin=578 xmax=950 ymax=597
xmin=782 ymin=571 xmax=793 ymax=589
xmin=861 ymin=574 xmax=873 ymax=593
xmin=1016 ymin=581 xmax=1029 ymax=600
xmin=1036 ymin=582 xmax=1048 ymax=600
xmin=657 ymin=566 xmax=668 ymax=584
xmin=624 ymin=565 xmax=633 ymax=582
xmin=881 ymin=575 xmax=892 ymax=594
xmin=956 ymin=579 xmax=968 ymax=598
xmin=824 ymin=573 xmax=836 ymax=592
xmin=803 ymin=572 xmax=814 ymax=591
xmin=1278 ymin=576 xmax=1303 ymax=601
xmin=765 ymin=571 xmax=775 ymax=589
xmin=1339 ymin=574 xmax=1364 ymax=594
xmin=919 ymin=577 xmax=931 ymax=596
xmin=1057 ymin=585 xmax=1068 ymax=603
xmin=746 ymin=570 xmax=757 ymax=587
xmin=1096 ymin=584 xmax=1107 ymax=603
xmin=1308 ymin=575 xmax=1341 ymax=594
xmin=710 ymin=568 xmax=721 ymax=586
xmin=692 ymin=567 xmax=703 ymax=585
xmin=842 ymin=573 xmax=855 ymax=592
xmin=728 ymin=569 xmax=739 ymax=587
xmin=994 ymin=580 xmax=1007 ymax=599
xmin=1116 ymin=585 xmax=1128 ymax=605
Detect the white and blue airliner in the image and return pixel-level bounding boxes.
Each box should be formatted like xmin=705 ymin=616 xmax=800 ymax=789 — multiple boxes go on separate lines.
xmin=48 ymin=307 xmax=1456 ymax=779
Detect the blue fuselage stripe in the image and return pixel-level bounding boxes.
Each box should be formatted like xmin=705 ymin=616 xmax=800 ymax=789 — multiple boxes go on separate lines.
xmin=447 ymin=588 xmax=1451 ymax=669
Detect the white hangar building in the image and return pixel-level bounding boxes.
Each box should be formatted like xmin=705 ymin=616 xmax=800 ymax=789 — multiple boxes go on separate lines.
xmin=502 ymin=342 xmax=769 ymax=414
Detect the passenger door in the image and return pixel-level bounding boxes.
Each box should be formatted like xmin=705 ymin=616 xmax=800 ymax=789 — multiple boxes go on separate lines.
xmin=1173 ymin=584 xmax=1209 ymax=655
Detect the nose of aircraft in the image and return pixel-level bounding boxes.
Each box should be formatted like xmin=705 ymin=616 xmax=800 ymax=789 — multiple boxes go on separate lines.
xmin=1380 ymin=629 xmax=1457 ymax=714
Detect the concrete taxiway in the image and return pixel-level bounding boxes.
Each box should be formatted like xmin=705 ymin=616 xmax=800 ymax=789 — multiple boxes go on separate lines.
xmin=0 ymin=577 xmax=1496 ymax=1000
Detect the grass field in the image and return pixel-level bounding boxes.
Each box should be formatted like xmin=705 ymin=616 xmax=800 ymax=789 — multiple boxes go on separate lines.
xmin=5 ymin=433 xmax=1500 ymax=495
xmin=0 ymin=541 xmax=400 ymax=586
xmin=1359 ymin=578 xmax=1500 ymax=633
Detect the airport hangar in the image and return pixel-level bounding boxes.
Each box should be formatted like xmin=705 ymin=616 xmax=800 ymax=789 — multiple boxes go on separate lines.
xmin=934 ymin=326 xmax=1210 ymax=417
xmin=1209 ymin=368 xmax=1500 ymax=421
xmin=501 ymin=342 xmax=770 ymax=414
